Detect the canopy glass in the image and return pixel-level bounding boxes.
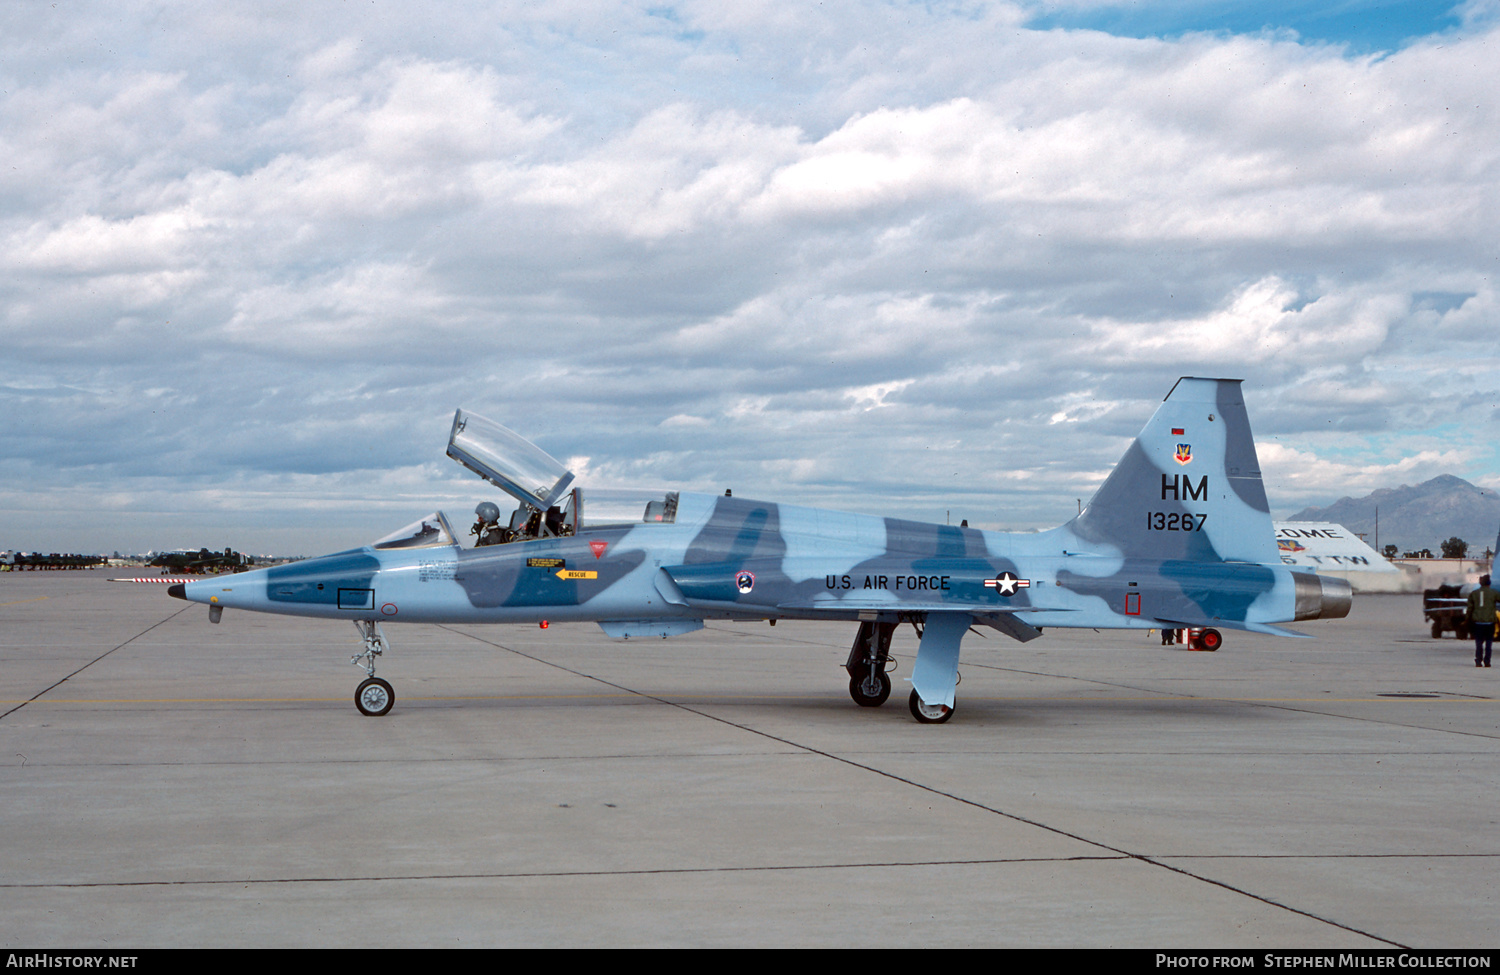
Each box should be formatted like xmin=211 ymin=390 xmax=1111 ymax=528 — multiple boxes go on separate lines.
xmin=447 ymin=409 xmax=574 ymax=511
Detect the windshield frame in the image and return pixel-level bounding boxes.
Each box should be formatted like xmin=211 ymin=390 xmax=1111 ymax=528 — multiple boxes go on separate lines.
xmin=370 ymin=511 xmax=459 ymax=550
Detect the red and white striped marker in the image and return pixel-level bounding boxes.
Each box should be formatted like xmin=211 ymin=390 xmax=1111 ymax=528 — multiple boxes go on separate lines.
xmin=109 ymin=577 xmax=199 ymax=584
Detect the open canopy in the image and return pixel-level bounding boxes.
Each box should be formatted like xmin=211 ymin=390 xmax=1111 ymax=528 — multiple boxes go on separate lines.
xmin=446 ymin=409 xmax=574 ymax=511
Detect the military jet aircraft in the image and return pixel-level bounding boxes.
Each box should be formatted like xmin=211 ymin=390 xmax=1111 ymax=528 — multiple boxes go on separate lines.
xmin=170 ymin=377 xmax=1351 ymax=722
xmin=149 ymin=547 xmax=247 ymax=574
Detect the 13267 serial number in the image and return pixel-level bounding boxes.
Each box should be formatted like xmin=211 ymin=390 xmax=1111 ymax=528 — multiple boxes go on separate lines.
xmin=1147 ymin=512 xmax=1207 ymax=531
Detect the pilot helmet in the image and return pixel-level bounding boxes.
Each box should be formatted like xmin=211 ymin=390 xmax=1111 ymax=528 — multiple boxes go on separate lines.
xmin=475 ymin=501 xmax=501 ymax=523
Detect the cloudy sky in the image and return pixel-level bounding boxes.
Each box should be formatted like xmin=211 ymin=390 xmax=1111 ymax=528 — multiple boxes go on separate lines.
xmin=3 ymin=0 xmax=1498 ymax=556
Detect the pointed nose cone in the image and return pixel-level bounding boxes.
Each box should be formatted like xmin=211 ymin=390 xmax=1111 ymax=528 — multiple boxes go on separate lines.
xmin=177 ymin=567 xmax=272 ymax=611
xmin=179 ymin=575 xmax=216 ymax=604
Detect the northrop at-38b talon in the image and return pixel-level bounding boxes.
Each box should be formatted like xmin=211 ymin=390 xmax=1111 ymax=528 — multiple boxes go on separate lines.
xmin=170 ymin=378 xmax=1351 ymax=722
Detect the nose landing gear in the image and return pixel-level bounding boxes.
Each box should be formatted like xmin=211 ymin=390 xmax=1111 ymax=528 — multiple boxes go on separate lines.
xmin=351 ymin=620 xmax=395 ymax=716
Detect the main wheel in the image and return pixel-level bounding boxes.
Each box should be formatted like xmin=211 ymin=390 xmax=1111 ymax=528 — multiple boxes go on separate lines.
xmin=1197 ymin=628 xmax=1222 ymax=651
xmin=356 ymin=677 xmax=394 ymax=716
xmin=908 ymin=689 xmax=953 ymax=724
xmin=849 ymin=670 xmax=891 ymax=707
xmin=1432 ymin=620 xmax=1444 ymax=639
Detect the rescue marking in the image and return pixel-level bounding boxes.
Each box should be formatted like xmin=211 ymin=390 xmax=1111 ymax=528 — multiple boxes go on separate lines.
xmin=556 ymin=569 xmax=597 ymax=581
xmin=589 ymin=540 xmax=609 ymax=559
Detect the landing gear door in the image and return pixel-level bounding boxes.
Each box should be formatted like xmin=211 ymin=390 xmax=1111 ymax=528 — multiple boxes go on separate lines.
xmin=446 ymin=409 xmax=575 ymax=511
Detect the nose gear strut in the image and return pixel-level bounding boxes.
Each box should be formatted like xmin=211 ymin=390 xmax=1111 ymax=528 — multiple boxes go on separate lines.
xmin=351 ymin=620 xmax=395 ymax=716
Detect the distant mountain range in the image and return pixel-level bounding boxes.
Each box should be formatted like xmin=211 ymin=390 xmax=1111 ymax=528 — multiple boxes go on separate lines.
xmin=1286 ymin=475 xmax=1500 ymax=557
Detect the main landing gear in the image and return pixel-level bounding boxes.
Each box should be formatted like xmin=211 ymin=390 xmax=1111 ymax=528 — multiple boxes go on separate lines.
xmin=845 ymin=620 xmax=896 ymax=707
xmin=846 ymin=619 xmax=957 ymax=723
xmin=351 ymin=620 xmax=395 ymax=716
xmin=908 ymin=689 xmax=952 ymax=724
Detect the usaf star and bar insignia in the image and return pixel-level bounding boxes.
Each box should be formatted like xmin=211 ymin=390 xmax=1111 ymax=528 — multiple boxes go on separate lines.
xmin=985 ymin=571 xmax=1030 ymax=597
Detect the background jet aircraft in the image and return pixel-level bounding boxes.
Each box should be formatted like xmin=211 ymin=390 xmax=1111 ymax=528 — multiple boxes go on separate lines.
xmin=170 ymin=377 xmax=1351 ymax=722
xmin=149 ymin=547 xmax=249 ymax=574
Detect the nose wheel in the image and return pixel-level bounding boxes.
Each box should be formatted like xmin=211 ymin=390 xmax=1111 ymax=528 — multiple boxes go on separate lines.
xmin=356 ymin=677 xmax=395 ymax=716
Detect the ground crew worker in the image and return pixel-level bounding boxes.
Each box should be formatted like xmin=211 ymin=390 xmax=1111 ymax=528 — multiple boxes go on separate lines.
xmin=1467 ymin=574 xmax=1497 ymax=668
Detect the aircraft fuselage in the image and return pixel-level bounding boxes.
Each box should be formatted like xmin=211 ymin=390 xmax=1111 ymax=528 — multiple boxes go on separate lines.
xmin=180 ymin=491 xmax=1343 ymax=633
xmin=170 ymin=378 xmax=1357 ymax=720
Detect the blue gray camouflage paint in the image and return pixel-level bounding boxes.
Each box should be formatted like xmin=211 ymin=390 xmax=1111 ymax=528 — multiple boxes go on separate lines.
xmin=174 ymin=378 xmax=1351 ymax=721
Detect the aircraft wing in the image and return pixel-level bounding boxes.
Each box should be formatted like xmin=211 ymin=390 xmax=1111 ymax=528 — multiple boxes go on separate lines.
xmin=774 ymin=599 xmax=1060 ymax=642
xmin=660 ymin=559 xmax=1071 ymax=645
xmin=656 ymin=566 xmax=1054 ymax=641
xmin=772 ymin=597 xmax=1075 ymax=615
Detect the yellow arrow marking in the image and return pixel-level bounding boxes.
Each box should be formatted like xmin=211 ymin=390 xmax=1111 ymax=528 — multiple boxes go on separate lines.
xmin=556 ymin=569 xmax=598 ymax=580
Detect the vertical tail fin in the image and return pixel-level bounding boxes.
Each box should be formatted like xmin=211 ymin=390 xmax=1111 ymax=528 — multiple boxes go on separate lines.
xmin=1068 ymin=378 xmax=1278 ymax=564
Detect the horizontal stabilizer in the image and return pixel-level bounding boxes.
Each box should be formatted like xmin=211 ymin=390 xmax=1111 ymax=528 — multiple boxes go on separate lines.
xmin=1155 ymin=617 xmax=1313 ymax=639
